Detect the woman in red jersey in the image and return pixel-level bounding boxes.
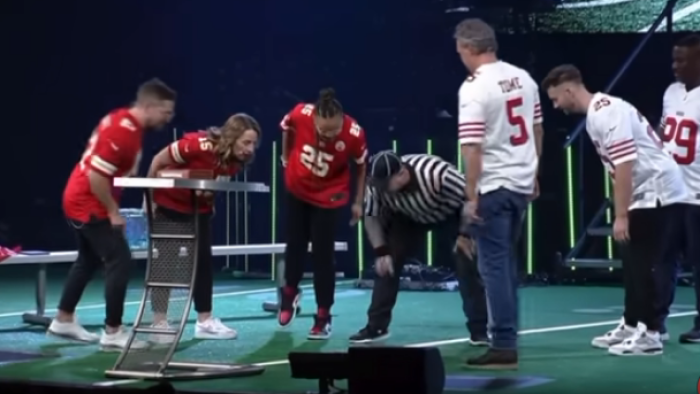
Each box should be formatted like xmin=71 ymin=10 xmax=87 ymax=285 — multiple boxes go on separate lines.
xmin=145 ymin=113 xmax=261 ymax=342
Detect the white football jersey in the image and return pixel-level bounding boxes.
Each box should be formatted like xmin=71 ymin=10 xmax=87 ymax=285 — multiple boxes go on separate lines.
xmin=661 ymin=82 xmax=700 ymax=206
xmin=458 ymin=61 xmax=541 ymax=195
xmin=586 ymin=92 xmax=687 ymax=210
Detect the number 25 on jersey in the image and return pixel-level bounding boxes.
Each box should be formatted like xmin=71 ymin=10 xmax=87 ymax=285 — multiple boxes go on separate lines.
xmin=300 ymin=145 xmax=334 ymax=177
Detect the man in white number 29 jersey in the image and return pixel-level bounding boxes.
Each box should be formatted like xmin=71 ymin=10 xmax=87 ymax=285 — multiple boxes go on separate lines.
xmin=658 ymin=34 xmax=700 ymax=344
xmin=543 ymin=64 xmax=687 ymax=357
xmin=455 ymin=18 xmax=543 ymax=370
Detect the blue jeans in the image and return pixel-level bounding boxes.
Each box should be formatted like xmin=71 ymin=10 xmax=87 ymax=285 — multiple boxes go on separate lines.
xmin=470 ymin=188 xmax=528 ymax=350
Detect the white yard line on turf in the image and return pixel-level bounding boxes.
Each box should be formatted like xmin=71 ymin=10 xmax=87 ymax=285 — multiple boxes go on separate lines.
xmin=0 ymin=280 xmax=354 ymax=319
xmin=639 ymin=1 xmax=700 ymax=32
xmin=93 ymin=310 xmax=697 ymax=387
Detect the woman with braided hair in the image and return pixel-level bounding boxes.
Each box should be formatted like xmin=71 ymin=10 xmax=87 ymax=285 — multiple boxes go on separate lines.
xmin=279 ymin=88 xmax=368 ymax=339
xmin=145 ymin=113 xmax=261 ymax=342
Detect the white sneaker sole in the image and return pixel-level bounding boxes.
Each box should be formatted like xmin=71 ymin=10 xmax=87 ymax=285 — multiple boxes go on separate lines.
xmin=307 ymin=332 xmax=332 ymax=340
xmin=591 ymin=339 xmax=625 ymax=349
xmin=194 ymin=331 xmax=238 ymax=340
xmin=608 ymin=347 xmax=662 ymax=356
xmin=349 ymin=332 xmax=391 ymax=344
xmin=47 ymin=330 xmax=99 ymax=343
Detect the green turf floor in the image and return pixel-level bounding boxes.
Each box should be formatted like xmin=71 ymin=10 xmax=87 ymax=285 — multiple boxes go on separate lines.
xmin=0 ymin=275 xmax=698 ymax=393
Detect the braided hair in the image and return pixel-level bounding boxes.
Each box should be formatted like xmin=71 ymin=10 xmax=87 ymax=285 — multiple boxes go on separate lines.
xmin=314 ymin=88 xmax=343 ymax=119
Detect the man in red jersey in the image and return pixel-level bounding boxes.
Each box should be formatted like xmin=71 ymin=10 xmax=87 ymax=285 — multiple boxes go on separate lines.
xmin=145 ymin=114 xmax=261 ymax=343
xmin=278 ymin=88 xmax=368 ymax=339
xmin=49 ymin=79 xmax=176 ymax=351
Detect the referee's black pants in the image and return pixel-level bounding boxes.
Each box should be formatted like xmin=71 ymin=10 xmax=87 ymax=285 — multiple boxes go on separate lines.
xmin=284 ymin=192 xmax=340 ymax=311
xmin=366 ymin=213 xmax=488 ymax=336
xmin=621 ymin=203 xmax=683 ymax=332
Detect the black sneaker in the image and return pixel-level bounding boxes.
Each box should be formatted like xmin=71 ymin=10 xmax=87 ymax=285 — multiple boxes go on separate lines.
xmin=679 ymin=328 xmax=700 ymax=344
xmin=465 ymin=349 xmax=518 ymax=370
xmin=349 ymin=326 xmax=390 ymax=344
xmin=468 ymin=334 xmax=490 ymax=347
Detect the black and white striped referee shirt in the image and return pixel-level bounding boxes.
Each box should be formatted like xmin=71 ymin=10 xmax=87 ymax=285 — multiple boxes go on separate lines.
xmin=364 ymin=154 xmax=466 ymax=224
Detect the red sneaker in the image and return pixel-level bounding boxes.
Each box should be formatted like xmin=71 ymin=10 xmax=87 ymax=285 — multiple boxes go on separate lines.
xmin=278 ymin=286 xmax=301 ymax=327
xmin=308 ymin=314 xmax=332 ymax=340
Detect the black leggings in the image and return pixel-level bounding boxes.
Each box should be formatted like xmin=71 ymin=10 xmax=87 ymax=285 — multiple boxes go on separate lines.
xmin=284 ymin=192 xmax=339 ymax=310
xmin=58 ymin=217 xmax=134 ymax=328
xmin=622 ymin=203 xmax=683 ymax=331
xmin=151 ymin=207 xmax=214 ymax=315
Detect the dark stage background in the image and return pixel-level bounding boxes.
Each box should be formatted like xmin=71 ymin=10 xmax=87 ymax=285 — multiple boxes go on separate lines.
xmin=0 ymin=0 xmax=690 ymax=279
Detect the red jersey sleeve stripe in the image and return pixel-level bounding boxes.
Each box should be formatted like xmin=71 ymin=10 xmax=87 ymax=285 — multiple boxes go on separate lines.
xmin=610 ymin=151 xmax=637 ymax=165
xmin=355 ymin=149 xmax=368 ymax=165
xmin=90 ymin=155 xmax=118 ymax=176
xmin=459 ymin=131 xmax=485 ymax=137
xmin=606 ymin=139 xmax=634 ymax=151
xmin=459 ymin=122 xmax=485 ymax=127
xmin=169 ymin=142 xmax=186 ymax=164
xmin=280 ymin=115 xmax=292 ymax=131
xmin=609 ymin=145 xmax=637 ymax=163
xmin=607 ymin=139 xmax=635 ymax=157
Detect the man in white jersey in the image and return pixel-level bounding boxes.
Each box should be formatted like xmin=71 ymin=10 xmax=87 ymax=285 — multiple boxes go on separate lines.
xmin=658 ymin=34 xmax=700 ymax=344
xmin=542 ymin=64 xmax=687 ymax=356
xmin=455 ymin=18 xmax=543 ymax=370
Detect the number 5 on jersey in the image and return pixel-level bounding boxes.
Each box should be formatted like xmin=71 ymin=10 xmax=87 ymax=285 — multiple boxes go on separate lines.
xmin=507 ymin=97 xmax=529 ymax=146
xmin=300 ymin=145 xmax=334 ymax=177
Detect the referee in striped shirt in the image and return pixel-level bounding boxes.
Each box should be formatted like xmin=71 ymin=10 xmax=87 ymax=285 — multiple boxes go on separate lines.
xmin=349 ymin=150 xmax=488 ymax=344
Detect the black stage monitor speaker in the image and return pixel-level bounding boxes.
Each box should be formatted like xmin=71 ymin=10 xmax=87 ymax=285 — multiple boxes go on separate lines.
xmin=288 ymin=351 xmax=350 ymax=394
xmin=347 ymin=346 xmax=445 ymax=394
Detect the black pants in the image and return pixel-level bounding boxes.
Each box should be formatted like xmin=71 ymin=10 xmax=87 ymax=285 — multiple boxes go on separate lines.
xmin=284 ymin=192 xmax=339 ymax=310
xmin=57 ymin=217 xmax=134 ymax=328
xmin=366 ymin=213 xmax=488 ymax=335
xmin=622 ymin=203 xmax=683 ymax=331
xmin=655 ymin=203 xmax=700 ymax=330
xmin=151 ymin=207 xmax=214 ymax=315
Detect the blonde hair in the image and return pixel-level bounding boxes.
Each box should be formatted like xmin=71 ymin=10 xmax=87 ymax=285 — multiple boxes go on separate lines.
xmin=210 ymin=113 xmax=261 ymax=166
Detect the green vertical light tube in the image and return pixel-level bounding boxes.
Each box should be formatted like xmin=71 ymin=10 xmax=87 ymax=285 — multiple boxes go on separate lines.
xmin=426 ymin=139 xmax=433 ymax=266
xmin=392 ymin=140 xmax=398 ymax=152
xmin=271 ymin=141 xmax=277 ymax=280
xmin=604 ymin=171 xmax=613 ymax=261
xmin=526 ymin=204 xmax=534 ymax=275
xmin=565 ymin=146 xmax=576 ymax=249
xmin=565 ymin=145 xmax=576 ymax=270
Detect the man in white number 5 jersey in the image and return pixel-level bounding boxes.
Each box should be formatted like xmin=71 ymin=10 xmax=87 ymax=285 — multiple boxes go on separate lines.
xmin=455 ymin=18 xmax=543 ymax=370
xmin=543 ymin=64 xmax=687 ymax=357
xmin=659 ymin=34 xmax=700 ymax=344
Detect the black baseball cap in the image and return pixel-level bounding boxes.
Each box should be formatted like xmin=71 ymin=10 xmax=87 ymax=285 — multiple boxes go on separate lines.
xmin=368 ymin=150 xmax=402 ymax=190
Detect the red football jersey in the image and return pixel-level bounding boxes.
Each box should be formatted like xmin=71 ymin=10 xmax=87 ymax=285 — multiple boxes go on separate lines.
xmin=281 ymin=103 xmax=368 ymax=208
xmin=153 ymin=131 xmax=240 ymax=214
xmin=63 ymin=108 xmax=144 ymax=222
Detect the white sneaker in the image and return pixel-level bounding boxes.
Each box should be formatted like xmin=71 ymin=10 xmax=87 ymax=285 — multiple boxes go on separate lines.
xmin=591 ymin=320 xmax=636 ymax=348
xmin=149 ymin=321 xmax=176 ymax=345
xmin=194 ymin=317 xmax=237 ymax=340
xmin=660 ymin=332 xmax=670 ymax=342
xmin=47 ymin=319 xmax=100 ymax=343
xmin=608 ymin=325 xmax=663 ymax=356
xmin=100 ymin=327 xmax=150 ymax=352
